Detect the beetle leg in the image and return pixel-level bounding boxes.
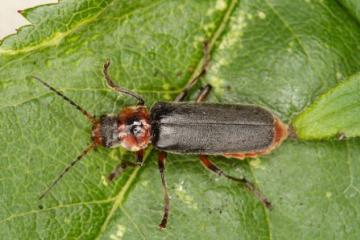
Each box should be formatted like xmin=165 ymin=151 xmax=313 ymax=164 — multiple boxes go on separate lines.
xmin=135 ymin=149 xmax=144 ymax=165
xmin=107 ymin=150 xmax=144 ymax=182
xmin=199 ymin=155 xmax=272 ymax=210
xmin=175 ymin=41 xmax=210 ymax=102
xmin=158 ymin=151 xmax=170 ymax=229
xmin=195 ymin=84 xmax=212 ymax=103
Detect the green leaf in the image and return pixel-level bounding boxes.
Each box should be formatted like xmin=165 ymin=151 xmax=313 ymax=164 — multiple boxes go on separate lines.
xmin=1 ymin=0 xmax=360 ymax=239
xmin=339 ymin=0 xmax=360 ymax=23
xmin=293 ymin=73 xmax=360 ymax=140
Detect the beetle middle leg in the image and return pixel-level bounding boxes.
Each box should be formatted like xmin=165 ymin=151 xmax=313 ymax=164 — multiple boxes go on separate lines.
xmin=156 ymin=47 xmax=212 ymax=227
xmin=158 ymin=151 xmax=170 ymax=229
xmin=156 ymin=45 xmax=211 ymax=228
xmin=107 ymin=150 xmax=144 ymax=182
xmin=199 ymin=155 xmax=272 ymax=209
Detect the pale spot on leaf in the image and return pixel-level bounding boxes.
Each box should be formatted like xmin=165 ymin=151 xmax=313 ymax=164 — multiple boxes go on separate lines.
xmin=101 ymin=176 xmax=109 ymax=186
xmin=250 ymin=159 xmax=265 ymax=170
xmin=257 ymin=11 xmax=266 ymax=19
xmin=336 ymin=72 xmax=343 ymax=80
xmin=175 ymin=181 xmax=198 ymax=209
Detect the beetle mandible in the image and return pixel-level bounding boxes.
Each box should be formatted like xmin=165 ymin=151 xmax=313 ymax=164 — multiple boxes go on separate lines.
xmin=34 ymin=48 xmax=288 ymax=229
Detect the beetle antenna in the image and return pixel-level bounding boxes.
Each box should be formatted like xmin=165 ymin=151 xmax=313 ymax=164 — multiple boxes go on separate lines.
xmin=39 ymin=142 xmax=96 ymax=200
xmin=31 ymin=76 xmax=97 ymax=124
xmin=103 ymin=60 xmax=145 ymax=105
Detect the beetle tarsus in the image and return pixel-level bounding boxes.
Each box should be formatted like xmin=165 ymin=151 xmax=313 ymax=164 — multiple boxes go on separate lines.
xmin=226 ymin=174 xmax=273 ymax=210
xmin=159 ymin=218 xmax=168 ymax=230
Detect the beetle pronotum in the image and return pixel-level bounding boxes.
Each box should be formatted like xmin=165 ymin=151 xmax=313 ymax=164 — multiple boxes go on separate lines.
xmin=34 ymin=47 xmax=288 ymax=229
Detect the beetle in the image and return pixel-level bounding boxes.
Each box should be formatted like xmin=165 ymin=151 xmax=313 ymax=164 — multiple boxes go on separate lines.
xmin=34 ymin=57 xmax=288 ymax=229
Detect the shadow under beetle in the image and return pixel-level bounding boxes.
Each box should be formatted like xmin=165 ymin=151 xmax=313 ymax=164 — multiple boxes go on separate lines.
xmin=34 ymin=51 xmax=288 ymax=229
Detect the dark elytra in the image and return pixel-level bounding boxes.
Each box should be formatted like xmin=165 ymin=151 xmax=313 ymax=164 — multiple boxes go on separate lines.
xmin=150 ymin=102 xmax=275 ymax=154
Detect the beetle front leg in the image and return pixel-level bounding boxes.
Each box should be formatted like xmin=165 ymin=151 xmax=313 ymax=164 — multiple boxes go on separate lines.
xmin=107 ymin=150 xmax=144 ymax=182
xmin=199 ymin=155 xmax=272 ymax=209
xmin=158 ymin=151 xmax=170 ymax=229
xmin=135 ymin=149 xmax=144 ymax=165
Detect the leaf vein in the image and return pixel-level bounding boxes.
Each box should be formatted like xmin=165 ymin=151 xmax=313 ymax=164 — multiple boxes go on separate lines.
xmin=0 ymin=198 xmax=115 ymax=225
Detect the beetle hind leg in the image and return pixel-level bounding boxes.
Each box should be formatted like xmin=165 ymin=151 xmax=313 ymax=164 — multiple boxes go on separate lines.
xmin=199 ymin=155 xmax=272 ymax=209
